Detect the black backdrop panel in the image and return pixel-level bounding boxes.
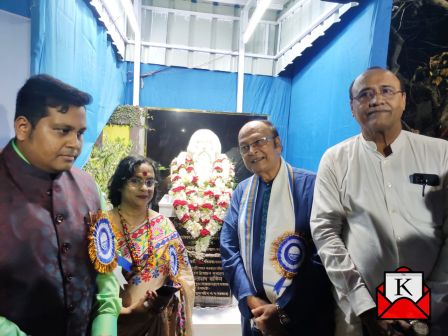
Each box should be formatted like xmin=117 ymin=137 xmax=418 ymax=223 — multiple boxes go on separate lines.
xmin=146 ymin=108 xmax=267 ymax=185
xmin=146 ymin=108 xmax=266 ymax=166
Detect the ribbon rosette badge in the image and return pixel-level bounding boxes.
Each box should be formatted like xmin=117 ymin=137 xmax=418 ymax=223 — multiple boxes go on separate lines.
xmin=88 ymin=211 xmax=117 ymax=273
xmin=169 ymin=245 xmax=179 ymax=278
xmin=271 ymin=232 xmax=306 ymax=294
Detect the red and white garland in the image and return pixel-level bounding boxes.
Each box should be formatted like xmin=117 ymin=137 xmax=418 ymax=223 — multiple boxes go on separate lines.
xmin=169 ymin=152 xmax=234 ymax=260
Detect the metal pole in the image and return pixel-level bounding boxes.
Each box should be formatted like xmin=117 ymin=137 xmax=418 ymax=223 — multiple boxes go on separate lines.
xmin=132 ymin=0 xmax=141 ymax=106
xmin=237 ymin=3 xmax=251 ymax=112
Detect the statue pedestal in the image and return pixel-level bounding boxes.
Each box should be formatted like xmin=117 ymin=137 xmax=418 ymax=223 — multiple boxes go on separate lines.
xmin=172 ymin=218 xmax=233 ymax=307
xmin=158 ymin=194 xmax=175 ymax=217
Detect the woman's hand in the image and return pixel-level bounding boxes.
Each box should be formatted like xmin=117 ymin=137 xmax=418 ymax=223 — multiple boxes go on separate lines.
xmin=120 ymin=290 xmax=157 ymax=315
xmin=120 ymin=288 xmax=174 ymax=315
xmin=146 ymin=289 xmax=173 ymax=313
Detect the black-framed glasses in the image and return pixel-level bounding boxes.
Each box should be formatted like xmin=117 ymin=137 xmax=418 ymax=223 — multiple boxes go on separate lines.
xmin=353 ymin=87 xmax=404 ymax=103
xmin=127 ymin=177 xmax=157 ymax=188
xmin=239 ymin=136 xmax=274 ymax=155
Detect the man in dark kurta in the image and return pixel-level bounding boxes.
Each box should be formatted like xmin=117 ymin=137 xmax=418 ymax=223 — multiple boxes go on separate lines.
xmin=0 ymin=75 xmax=120 ymax=336
xmin=220 ymin=120 xmax=334 ymax=336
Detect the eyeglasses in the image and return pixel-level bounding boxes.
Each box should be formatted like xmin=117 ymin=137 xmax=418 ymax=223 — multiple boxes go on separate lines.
xmin=353 ymin=87 xmax=404 ymax=103
xmin=127 ymin=177 xmax=157 ymax=188
xmin=239 ymin=136 xmax=274 ymax=155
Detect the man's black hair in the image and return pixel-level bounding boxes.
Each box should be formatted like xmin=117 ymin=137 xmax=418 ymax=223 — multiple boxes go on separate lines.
xmin=348 ymin=66 xmax=405 ymax=100
xmin=15 ymin=74 xmax=92 ymax=127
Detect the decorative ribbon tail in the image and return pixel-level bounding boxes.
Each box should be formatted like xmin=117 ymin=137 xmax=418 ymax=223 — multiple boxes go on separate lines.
xmin=118 ymin=255 xmax=132 ymax=272
xmin=112 ymin=265 xmax=128 ymax=289
xmin=273 ymin=277 xmax=286 ymax=295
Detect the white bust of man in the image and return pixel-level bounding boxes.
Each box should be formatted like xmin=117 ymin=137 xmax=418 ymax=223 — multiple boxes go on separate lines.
xmin=186 ymin=129 xmax=221 ymax=183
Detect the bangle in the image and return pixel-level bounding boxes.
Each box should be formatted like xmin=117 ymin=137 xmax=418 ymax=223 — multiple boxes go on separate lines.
xmin=275 ymin=303 xmax=291 ymax=327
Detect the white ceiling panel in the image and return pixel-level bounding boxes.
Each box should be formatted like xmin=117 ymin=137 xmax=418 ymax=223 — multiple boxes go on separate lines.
xmin=96 ymin=0 xmax=358 ymax=76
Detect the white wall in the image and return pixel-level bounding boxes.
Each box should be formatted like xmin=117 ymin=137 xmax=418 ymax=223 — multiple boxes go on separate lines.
xmin=0 ymin=10 xmax=30 ymax=149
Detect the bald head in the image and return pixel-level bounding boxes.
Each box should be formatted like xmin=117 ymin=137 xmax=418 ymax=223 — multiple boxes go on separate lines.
xmin=238 ymin=120 xmax=278 ymax=140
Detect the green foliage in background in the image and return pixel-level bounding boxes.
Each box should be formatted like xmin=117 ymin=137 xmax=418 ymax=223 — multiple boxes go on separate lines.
xmin=109 ymin=105 xmax=150 ymax=127
xmin=84 ymin=136 xmax=132 ymax=207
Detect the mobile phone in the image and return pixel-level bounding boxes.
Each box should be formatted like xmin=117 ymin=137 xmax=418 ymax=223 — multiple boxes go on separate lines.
xmin=156 ymin=285 xmax=179 ymax=296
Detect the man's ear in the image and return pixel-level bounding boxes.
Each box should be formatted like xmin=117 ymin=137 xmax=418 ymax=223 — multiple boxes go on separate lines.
xmin=350 ymin=99 xmax=355 ymax=117
xmin=274 ymin=136 xmax=283 ymax=152
xmin=14 ymin=116 xmax=32 ymax=141
xmin=400 ymin=92 xmax=406 ymax=117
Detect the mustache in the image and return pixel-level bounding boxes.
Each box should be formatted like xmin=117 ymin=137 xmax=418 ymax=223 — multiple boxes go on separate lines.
xmin=59 ymin=151 xmax=79 ymax=158
xmin=367 ymin=108 xmax=390 ymax=115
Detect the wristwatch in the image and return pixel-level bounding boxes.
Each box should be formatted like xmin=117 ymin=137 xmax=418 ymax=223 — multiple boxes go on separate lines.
xmin=275 ymin=303 xmax=291 ymax=327
xmin=409 ymin=320 xmax=429 ymax=336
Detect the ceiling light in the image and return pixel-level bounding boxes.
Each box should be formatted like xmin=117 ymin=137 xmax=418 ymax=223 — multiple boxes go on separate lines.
xmin=243 ymin=0 xmax=272 ymax=44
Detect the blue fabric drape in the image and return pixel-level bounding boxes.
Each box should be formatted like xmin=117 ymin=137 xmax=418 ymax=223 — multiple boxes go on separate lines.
xmin=30 ymin=0 xmax=127 ymax=167
xmin=126 ymin=63 xmax=291 ymax=146
xmin=244 ymin=74 xmax=291 ymax=149
xmin=0 ymin=0 xmax=30 ymax=17
xmin=287 ymin=0 xmax=392 ymax=171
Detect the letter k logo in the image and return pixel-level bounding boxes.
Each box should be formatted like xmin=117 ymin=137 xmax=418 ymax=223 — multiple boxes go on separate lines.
xmin=376 ymin=266 xmax=431 ymax=320
xmin=395 ymin=278 xmax=412 ymax=296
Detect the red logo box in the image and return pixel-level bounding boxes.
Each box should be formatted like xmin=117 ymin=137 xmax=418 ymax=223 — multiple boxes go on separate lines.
xmin=376 ymin=267 xmax=430 ymax=320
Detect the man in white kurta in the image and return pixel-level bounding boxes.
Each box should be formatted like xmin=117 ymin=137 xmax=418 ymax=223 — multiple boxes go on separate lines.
xmin=311 ymin=67 xmax=448 ymax=336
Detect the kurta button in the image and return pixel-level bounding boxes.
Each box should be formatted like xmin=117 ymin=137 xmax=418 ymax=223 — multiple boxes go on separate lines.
xmin=62 ymin=242 xmax=71 ymax=253
xmin=65 ymin=273 xmax=73 ymax=282
xmin=55 ymin=214 xmax=64 ymax=224
xmin=67 ymin=304 xmax=75 ymax=313
xmin=46 ymin=189 xmax=52 ymax=196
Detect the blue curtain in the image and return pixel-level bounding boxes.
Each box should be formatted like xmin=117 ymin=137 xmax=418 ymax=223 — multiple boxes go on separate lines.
xmin=126 ymin=63 xmax=291 ymax=148
xmin=0 ymin=0 xmax=30 ymax=17
xmin=287 ymin=0 xmax=392 ymax=171
xmin=244 ymin=74 xmax=291 ymax=149
xmin=30 ymin=0 xmax=127 ymax=167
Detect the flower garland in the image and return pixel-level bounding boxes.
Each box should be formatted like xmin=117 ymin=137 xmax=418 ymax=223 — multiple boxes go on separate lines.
xmin=169 ymin=152 xmax=234 ymax=260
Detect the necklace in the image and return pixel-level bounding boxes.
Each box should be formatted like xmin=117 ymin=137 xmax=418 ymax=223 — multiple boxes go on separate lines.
xmin=118 ymin=207 xmax=153 ymax=273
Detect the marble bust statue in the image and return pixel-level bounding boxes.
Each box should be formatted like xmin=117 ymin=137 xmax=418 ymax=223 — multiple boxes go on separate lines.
xmin=186 ymin=129 xmax=221 ymax=183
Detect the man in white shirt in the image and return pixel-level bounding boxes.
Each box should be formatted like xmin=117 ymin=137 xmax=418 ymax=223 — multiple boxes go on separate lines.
xmin=311 ymin=67 xmax=448 ymax=336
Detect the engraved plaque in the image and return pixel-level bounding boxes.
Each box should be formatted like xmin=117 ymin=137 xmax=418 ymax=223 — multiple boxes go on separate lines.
xmin=174 ymin=219 xmax=232 ymax=307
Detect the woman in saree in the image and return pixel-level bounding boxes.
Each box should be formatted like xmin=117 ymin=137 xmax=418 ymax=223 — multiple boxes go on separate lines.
xmin=108 ymin=155 xmax=195 ymax=336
